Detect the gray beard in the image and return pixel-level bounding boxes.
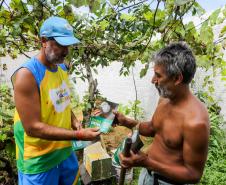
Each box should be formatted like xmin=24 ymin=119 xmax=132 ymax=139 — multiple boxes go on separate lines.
xmin=156 ymin=85 xmax=172 ymax=98
xmin=45 ymin=49 xmax=64 ymax=65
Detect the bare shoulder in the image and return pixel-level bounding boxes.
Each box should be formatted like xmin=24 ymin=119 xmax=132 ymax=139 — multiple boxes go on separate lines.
xmin=15 ymin=67 xmax=34 ymax=82
xmin=184 ymin=95 xmax=209 ymax=134
xmin=13 ymin=68 xmax=39 ymax=104
xmin=14 ymin=68 xmax=37 ymax=90
xmin=189 ymin=94 xmax=208 ymax=118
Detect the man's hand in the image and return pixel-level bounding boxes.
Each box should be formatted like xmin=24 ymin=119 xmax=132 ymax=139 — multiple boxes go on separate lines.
xmin=113 ymin=111 xmax=137 ymax=129
xmin=119 ymin=150 xmax=148 ymax=169
xmin=75 ymin=128 xmax=101 ymax=141
xmin=91 ymin=109 xmax=102 ymax=116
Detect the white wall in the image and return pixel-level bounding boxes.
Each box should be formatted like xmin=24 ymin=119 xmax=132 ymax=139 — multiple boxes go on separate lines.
xmin=0 ymin=51 xmax=38 ymax=86
xmin=1 ymin=51 xmax=226 ymax=121
xmin=72 ymin=62 xmax=159 ymax=120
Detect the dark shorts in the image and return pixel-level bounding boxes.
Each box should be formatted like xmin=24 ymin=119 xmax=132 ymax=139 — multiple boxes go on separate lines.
xmin=18 ymin=152 xmax=80 ymax=185
xmin=138 ymin=168 xmax=193 ymax=185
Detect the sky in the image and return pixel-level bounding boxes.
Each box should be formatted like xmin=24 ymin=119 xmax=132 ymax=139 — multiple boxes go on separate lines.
xmin=3 ymin=0 xmax=226 ymax=14
xmin=74 ymin=0 xmax=226 ymax=20
xmin=197 ymin=0 xmax=226 ymax=12
xmin=182 ymin=0 xmax=226 ymax=27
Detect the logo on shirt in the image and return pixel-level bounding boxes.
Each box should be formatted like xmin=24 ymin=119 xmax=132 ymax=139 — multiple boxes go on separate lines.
xmin=49 ymin=81 xmax=70 ymax=112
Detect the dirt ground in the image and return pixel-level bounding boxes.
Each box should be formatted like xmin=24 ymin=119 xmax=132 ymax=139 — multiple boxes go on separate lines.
xmin=102 ymin=126 xmax=152 ymax=154
xmin=102 ymin=126 xmax=131 ymax=154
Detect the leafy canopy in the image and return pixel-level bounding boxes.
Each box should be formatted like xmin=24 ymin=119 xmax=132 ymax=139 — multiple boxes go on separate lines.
xmin=0 ymin=0 xmax=226 ymax=79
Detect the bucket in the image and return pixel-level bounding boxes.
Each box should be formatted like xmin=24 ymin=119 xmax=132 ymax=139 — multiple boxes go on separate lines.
xmin=112 ymin=161 xmax=133 ymax=183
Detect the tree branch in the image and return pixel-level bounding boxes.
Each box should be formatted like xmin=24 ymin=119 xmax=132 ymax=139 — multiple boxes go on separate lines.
xmin=9 ymin=41 xmax=31 ymax=58
xmin=163 ymin=1 xmax=195 ymax=41
xmin=142 ymin=0 xmax=160 ymax=53
xmin=186 ymin=18 xmax=209 ymax=32
xmin=162 ymin=6 xmax=179 ymax=42
xmin=131 ymin=67 xmax=138 ymax=120
xmin=0 ymin=0 xmax=5 ymax=10
xmin=37 ymin=0 xmax=58 ymax=16
xmin=118 ymin=0 xmax=148 ymax=12
xmin=3 ymin=0 xmax=12 ymax=13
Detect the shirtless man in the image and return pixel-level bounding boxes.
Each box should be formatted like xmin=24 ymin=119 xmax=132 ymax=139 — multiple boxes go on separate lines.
xmin=114 ymin=42 xmax=210 ymax=185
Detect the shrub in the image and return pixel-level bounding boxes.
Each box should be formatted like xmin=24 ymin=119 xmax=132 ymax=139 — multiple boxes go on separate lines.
xmin=0 ymin=84 xmax=17 ymax=185
xmin=196 ymin=91 xmax=226 ymax=185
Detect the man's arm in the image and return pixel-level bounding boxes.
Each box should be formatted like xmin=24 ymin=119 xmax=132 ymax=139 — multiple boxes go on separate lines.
xmin=113 ymin=112 xmax=155 ymax=137
xmin=138 ymin=120 xmax=155 ymax=137
xmin=14 ymin=68 xmax=99 ymax=140
xmin=145 ymin=121 xmax=209 ymax=183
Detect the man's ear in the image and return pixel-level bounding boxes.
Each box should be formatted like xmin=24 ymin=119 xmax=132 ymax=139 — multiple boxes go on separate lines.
xmin=41 ymin=37 xmax=48 ymax=48
xmin=174 ymin=73 xmax=183 ymax=85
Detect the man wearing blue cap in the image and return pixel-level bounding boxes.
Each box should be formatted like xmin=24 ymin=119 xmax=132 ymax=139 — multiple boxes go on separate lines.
xmin=12 ymin=16 xmax=100 ymax=185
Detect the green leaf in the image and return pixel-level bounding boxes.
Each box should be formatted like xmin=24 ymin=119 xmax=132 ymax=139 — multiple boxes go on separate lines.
xmin=99 ymin=20 xmax=109 ymax=31
xmin=209 ymin=8 xmax=221 ymax=26
xmin=120 ymin=13 xmax=136 ymax=21
xmin=196 ymin=55 xmax=210 ymax=68
xmin=219 ymin=26 xmax=226 ymax=38
xmin=213 ymin=139 xmax=219 ymax=147
xmin=5 ymin=143 xmax=16 ymax=158
xmin=223 ymin=6 xmax=226 ymax=17
xmin=221 ymin=68 xmax=226 ymax=76
xmin=192 ymin=7 xmax=197 ymax=16
xmin=221 ymin=77 xmax=226 ymax=81
xmin=200 ymin=22 xmax=214 ymax=45
xmin=186 ymin=21 xmax=195 ymax=31
xmin=208 ymin=86 xmax=215 ymax=93
xmin=140 ymin=68 xmax=147 ymax=78
xmin=174 ymin=0 xmax=193 ymax=6
xmin=109 ymin=0 xmax=118 ymax=5
xmin=0 ymin=134 xmax=7 ymax=141
xmin=193 ymin=2 xmax=205 ymax=16
xmin=70 ymin=0 xmax=88 ymax=7
xmin=89 ymin=0 xmax=101 ymax=14
xmin=143 ymin=11 xmax=153 ymax=21
xmin=93 ymin=68 xmax=98 ymax=75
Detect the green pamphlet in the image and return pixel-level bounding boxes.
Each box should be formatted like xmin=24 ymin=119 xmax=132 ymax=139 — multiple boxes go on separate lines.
xmin=89 ymin=100 xmax=119 ymax=133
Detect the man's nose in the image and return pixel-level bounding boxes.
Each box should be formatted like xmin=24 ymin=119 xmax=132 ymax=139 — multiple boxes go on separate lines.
xmin=151 ymin=76 xmax=156 ymax=84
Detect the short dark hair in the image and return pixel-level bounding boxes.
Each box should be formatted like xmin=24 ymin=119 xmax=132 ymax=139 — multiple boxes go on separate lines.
xmin=153 ymin=42 xmax=196 ymax=84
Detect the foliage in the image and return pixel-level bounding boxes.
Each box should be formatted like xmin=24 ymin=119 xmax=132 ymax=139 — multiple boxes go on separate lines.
xmin=118 ymin=100 xmax=145 ymax=120
xmin=0 ymin=84 xmax=17 ymax=185
xmin=131 ymin=167 xmax=142 ymax=185
xmin=196 ymin=91 xmax=226 ymax=185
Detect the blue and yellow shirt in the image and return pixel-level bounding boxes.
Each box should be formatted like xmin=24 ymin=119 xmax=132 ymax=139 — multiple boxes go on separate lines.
xmin=12 ymin=57 xmax=73 ymax=174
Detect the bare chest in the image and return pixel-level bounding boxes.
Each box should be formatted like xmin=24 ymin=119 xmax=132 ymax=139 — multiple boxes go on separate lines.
xmin=152 ymin=105 xmax=184 ymax=149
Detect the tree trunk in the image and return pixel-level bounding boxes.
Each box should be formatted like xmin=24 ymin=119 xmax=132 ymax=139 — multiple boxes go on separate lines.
xmin=83 ymin=54 xmax=98 ymax=122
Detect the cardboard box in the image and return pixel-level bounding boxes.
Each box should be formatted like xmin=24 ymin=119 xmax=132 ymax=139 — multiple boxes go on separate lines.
xmin=83 ymin=142 xmax=112 ymax=181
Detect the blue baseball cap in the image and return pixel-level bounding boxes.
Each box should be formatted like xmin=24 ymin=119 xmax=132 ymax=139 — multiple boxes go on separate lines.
xmin=40 ymin=16 xmax=80 ymax=46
